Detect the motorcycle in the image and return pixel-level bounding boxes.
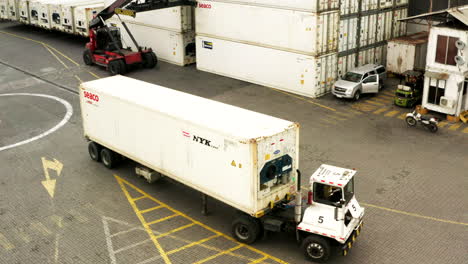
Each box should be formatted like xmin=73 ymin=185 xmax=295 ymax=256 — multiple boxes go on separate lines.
xmin=405 ymin=110 xmax=439 ymax=133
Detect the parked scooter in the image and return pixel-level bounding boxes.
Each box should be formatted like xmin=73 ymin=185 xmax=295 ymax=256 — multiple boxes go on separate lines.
xmin=405 ymin=110 xmax=439 ymax=133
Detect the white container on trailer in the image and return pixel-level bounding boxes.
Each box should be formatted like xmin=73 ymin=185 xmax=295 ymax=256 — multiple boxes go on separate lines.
xmin=196 ymin=1 xmax=339 ymax=56
xmin=74 ymin=3 xmax=104 ymax=36
xmin=18 ymin=0 xmax=30 ymax=23
xmin=37 ymin=0 xmax=55 ymax=28
xmin=198 ymin=0 xmax=339 ymax=13
xmin=80 ymin=75 xmax=300 ymax=217
xmin=0 ymin=0 xmax=7 ymax=20
xmin=29 ymin=0 xmax=42 ymax=26
xmin=61 ymin=0 xmax=103 ymax=34
xmin=104 ymin=0 xmax=192 ymax=33
xmin=386 ymin=31 xmax=429 ymax=74
xmin=108 ymin=17 xmax=196 ymax=66
xmin=196 ymin=36 xmax=338 ymax=98
xmin=48 ymin=0 xmax=96 ymax=31
xmin=6 ymin=0 xmax=18 ymax=20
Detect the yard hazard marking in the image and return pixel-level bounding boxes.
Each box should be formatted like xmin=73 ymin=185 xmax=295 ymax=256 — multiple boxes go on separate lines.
xmin=114 ymin=175 xmax=287 ymax=264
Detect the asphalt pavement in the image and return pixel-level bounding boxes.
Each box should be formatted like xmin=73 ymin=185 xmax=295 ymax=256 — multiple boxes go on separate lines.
xmin=0 ymin=21 xmax=467 ymax=264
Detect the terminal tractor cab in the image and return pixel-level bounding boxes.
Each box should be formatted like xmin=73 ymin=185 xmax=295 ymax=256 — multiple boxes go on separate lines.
xmin=83 ymin=0 xmax=195 ymax=75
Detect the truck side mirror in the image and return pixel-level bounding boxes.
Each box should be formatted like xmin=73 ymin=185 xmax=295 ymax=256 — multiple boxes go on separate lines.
xmin=339 ymin=199 xmax=345 ymax=205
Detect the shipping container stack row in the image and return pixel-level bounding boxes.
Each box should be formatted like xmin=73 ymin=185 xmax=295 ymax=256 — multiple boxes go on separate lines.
xmin=195 ymin=0 xmax=409 ymax=98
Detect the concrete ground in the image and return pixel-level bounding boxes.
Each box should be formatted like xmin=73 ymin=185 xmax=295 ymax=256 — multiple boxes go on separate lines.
xmin=0 ymin=22 xmax=466 ymax=264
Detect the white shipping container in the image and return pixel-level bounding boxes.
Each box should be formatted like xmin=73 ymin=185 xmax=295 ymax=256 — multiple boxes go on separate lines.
xmin=370 ymin=0 xmax=379 ymax=10
xmin=18 ymin=0 xmax=30 ymax=23
xmin=339 ymin=17 xmax=358 ymax=52
xmin=384 ymin=10 xmax=393 ymax=40
xmin=340 ymin=0 xmax=359 ymax=15
xmin=74 ymin=3 xmax=104 ymax=36
xmin=375 ymin=44 xmax=386 ymax=65
xmin=386 ymin=32 xmax=428 ymax=74
xmin=0 ymin=0 xmax=7 ymax=20
xmin=393 ymin=8 xmax=408 ymax=38
xmin=395 ymin=0 xmax=408 ymax=6
xmin=200 ymin=0 xmax=339 ymax=12
xmin=358 ymin=47 xmax=376 ymax=66
xmin=29 ymin=0 xmax=41 ymax=26
xmin=109 ymin=18 xmax=196 ymax=66
xmin=196 ymin=36 xmax=338 ymax=98
xmin=7 ymin=0 xmax=18 ymax=20
xmin=380 ymin=0 xmax=393 ymax=9
xmin=196 ymin=1 xmax=339 ymax=55
xmin=360 ymin=15 xmax=369 ymax=47
xmin=80 ymin=75 xmax=299 ymax=216
xmin=38 ymin=0 xmax=56 ymax=28
xmin=61 ymin=0 xmax=103 ymax=34
xmin=338 ymin=53 xmax=357 ymax=77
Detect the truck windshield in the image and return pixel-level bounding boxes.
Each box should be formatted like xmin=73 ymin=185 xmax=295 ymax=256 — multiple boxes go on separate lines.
xmin=344 ymin=178 xmax=354 ymax=203
xmin=343 ymin=72 xmax=362 ymax=83
xmin=396 ymin=92 xmax=409 ymax=98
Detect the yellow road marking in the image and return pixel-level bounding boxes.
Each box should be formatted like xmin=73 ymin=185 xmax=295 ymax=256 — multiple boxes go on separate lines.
xmin=382 ymin=90 xmax=395 ymax=96
xmin=116 ymin=177 xmax=172 ymax=264
xmin=438 ymin=121 xmax=449 ymax=128
xmin=320 ymin=118 xmax=338 ymax=125
xmin=397 ymin=113 xmax=407 ymax=120
xmin=463 ymin=126 xmax=468 ymax=133
xmin=373 ymin=108 xmax=388 ymax=114
xmin=361 ymin=203 xmax=468 ymax=226
xmin=352 ymin=102 xmax=377 ymax=112
xmin=115 ymin=175 xmax=288 ymax=264
xmin=43 ymin=44 xmax=69 ymax=69
xmin=13 ymin=228 xmax=31 ymax=243
xmin=166 ymin=234 xmax=220 ymax=255
xmin=74 ymin=75 xmax=83 ymax=83
xmin=334 ymin=111 xmax=356 ymax=117
xmin=87 ymin=71 xmax=101 ymax=79
xmin=193 ymin=244 xmax=244 ymax=264
xmin=0 ymin=233 xmax=15 ymax=250
xmin=271 ymin=88 xmax=336 ymax=112
xmin=155 ymin=223 xmax=196 ymax=239
xmin=327 ymin=114 xmax=347 ymax=121
xmin=132 ymin=195 xmax=146 ymax=201
xmin=379 ymin=93 xmax=395 ymax=99
xmin=140 ymin=205 xmax=164 ymax=214
xmin=364 ymin=100 xmax=385 ymax=106
xmin=384 ymin=110 xmax=400 ymax=117
xmin=147 ymin=214 xmax=179 ymax=226
xmin=31 ymin=222 xmax=52 ymax=236
xmin=373 ymin=97 xmax=392 ymax=103
xmin=448 ymin=123 xmax=462 ymax=131
xmin=249 ymin=256 xmax=268 ymax=264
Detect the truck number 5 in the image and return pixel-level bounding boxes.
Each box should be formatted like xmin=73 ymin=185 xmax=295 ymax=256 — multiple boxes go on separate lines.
xmin=352 ymin=205 xmax=357 ymax=211
xmin=318 ymin=216 xmax=324 ymax=223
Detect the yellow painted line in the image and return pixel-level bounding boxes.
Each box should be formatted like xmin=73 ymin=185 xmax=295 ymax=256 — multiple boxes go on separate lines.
xmin=87 ymin=71 xmax=101 ymax=79
xmin=271 ymin=88 xmax=336 ymax=112
xmin=361 ymin=203 xmax=468 ymax=226
xmin=154 ymin=223 xmax=196 ymax=239
xmin=463 ymin=126 xmax=468 ymax=134
xmin=116 ymin=177 xmax=172 ymax=264
xmin=334 ymin=111 xmax=356 ymax=117
xmin=31 ymin=222 xmax=52 ymax=236
xmin=364 ymin=99 xmax=385 ymax=106
xmin=249 ymin=256 xmax=268 ymax=264
xmin=351 ymin=102 xmax=378 ymax=112
xmin=115 ymin=175 xmax=288 ymax=264
xmin=140 ymin=205 xmax=164 ymax=214
xmin=327 ymin=114 xmax=347 ymax=121
xmin=166 ymin=234 xmax=220 ymax=255
xmin=373 ymin=97 xmax=392 ymax=103
xmin=320 ymin=118 xmax=338 ymax=125
xmin=438 ymin=121 xmax=449 ymax=128
xmin=448 ymin=123 xmax=462 ymax=131
xmin=193 ymin=244 xmax=244 ymax=264
xmin=397 ymin=113 xmax=407 ymax=120
xmin=74 ymin=75 xmax=83 ymax=83
xmin=379 ymin=93 xmax=395 ymax=98
xmin=373 ymin=108 xmax=388 ymax=114
xmin=384 ymin=110 xmax=400 ymax=117
xmin=146 ymin=214 xmax=179 ymax=226
xmin=132 ymin=195 xmax=147 ymax=201
xmin=43 ymin=44 xmax=69 ymax=69
xmin=0 ymin=233 xmax=15 ymax=250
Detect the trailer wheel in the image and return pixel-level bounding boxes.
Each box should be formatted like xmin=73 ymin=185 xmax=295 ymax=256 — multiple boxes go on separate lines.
xmin=231 ymin=215 xmax=260 ymax=244
xmin=83 ymin=49 xmax=94 ymax=65
xmin=108 ymin=59 xmax=126 ymax=75
xmin=100 ymin=148 xmax=116 ymax=169
xmin=301 ymin=235 xmax=331 ymax=263
xmin=88 ymin=142 xmax=101 ymax=162
xmin=142 ymin=52 xmax=157 ymax=69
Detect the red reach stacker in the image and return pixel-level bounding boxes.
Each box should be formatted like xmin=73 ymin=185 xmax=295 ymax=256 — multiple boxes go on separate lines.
xmin=83 ymin=0 xmax=194 ymax=75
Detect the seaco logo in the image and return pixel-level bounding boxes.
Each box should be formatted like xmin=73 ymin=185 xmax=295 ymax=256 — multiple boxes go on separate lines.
xmin=84 ymin=91 xmax=99 ymax=102
xmin=198 ymin=3 xmax=211 ymax=8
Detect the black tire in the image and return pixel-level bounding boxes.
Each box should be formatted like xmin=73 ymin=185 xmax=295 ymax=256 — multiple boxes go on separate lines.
xmin=88 ymin=142 xmax=101 ymax=162
xmin=353 ymin=90 xmax=361 ymax=101
xmin=301 ymin=235 xmax=331 ymax=263
xmin=231 ymin=215 xmax=260 ymax=244
xmin=406 ymin=116 xmax=417 ymax=127
xmin=427 ymin=123 xmax=438 ymax=133
xmin=100 ymin=148 xmax=116 ymax=169
xmin=83 ymin=49 xmax=94 ymax=65
xmin=142 ymin=52 xmax=157 ymax=69
xmin=108 ymin=59 xmax=126 ymax=75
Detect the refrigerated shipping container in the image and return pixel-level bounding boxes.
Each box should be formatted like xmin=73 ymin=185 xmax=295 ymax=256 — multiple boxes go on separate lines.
xmin=340 ymin=0 xmax=359 ymax=15
xmin=80 ymin=75 xmax=300 ymax=217
xmin=339 ymin=17 xmax=358 ymax=52
xmin=61 ymin=0 xmax=103 ymax=34
xmin=393 ymin=8 xmax=408 ymax=38
xmin=7 ymin=0 xmax=18 ymax=20
xmin=386 ymin=32 xmax=428 ymax=74
xmin=200 ymin=0 xmax=339 ymax=12
xmin=0 ymin=0 xmax=7 ymax=20
xmin=196 ymin=1 xmax=339 ymax=55
xmin=196 ymin=36 xmax=338 ymax=98
xmin=29 ymin=0 xmax=41 ymax=26
xmin=74 ymin=3 xmax=104 ymax=36
xmin=380 ymin=0 xmax=394 ymax=9
xmin=18 ymin=0 xmax=30 ymax=23
xmin=338 ymin=53 xmax=357 ymax=77
xmin=109 ymin=17 xmax=196 ymax=66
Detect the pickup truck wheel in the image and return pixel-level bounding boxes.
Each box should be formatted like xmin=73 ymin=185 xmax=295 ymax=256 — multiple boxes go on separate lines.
xmin=231 ymin=215 xmax=260 ymax=244
xmin=100 ymin=148 xmax=116 ymax=169
xmin=302 ymin=235 xmax=330 ymax=263
xmin=88 ymin=142 xmax=101 ymax=162
xmin=353 ymin=90 xmax=361 ymax=101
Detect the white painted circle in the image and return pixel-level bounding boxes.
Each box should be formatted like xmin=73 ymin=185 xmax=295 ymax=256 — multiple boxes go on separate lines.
xmin=0 ymin=93 xmax=73 ymax=152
